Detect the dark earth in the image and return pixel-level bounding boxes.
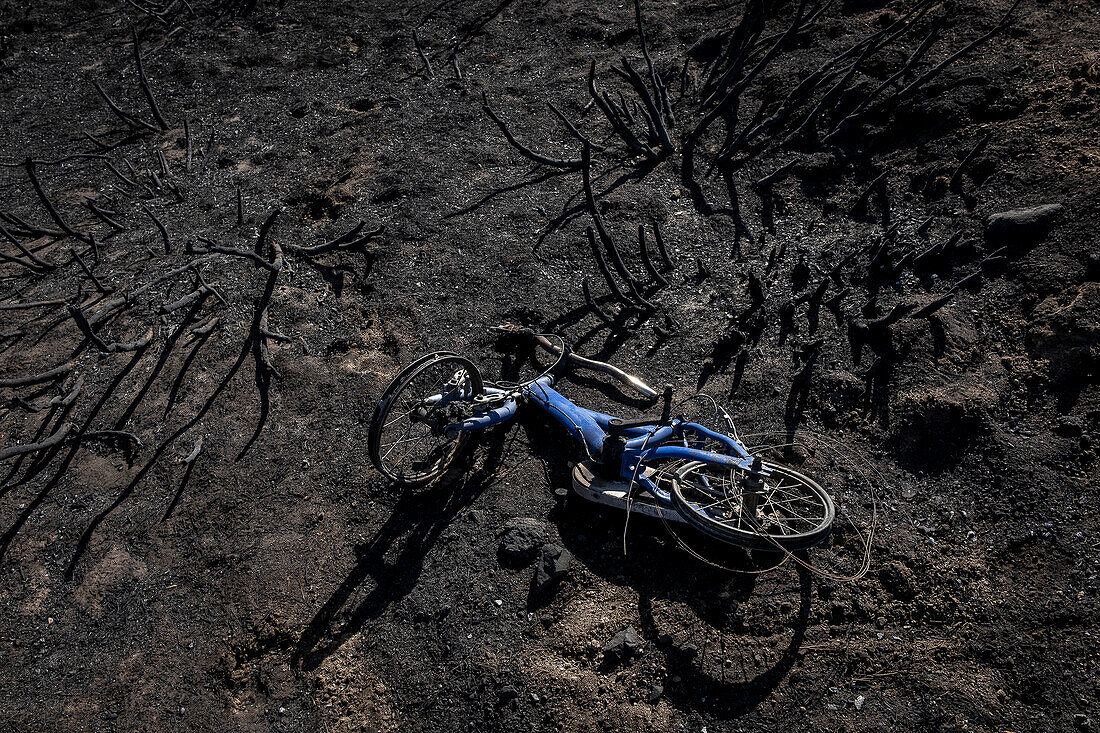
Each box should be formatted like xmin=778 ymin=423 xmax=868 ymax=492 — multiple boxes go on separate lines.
xmin=1 ymin=0 xmax=1097 ymax=730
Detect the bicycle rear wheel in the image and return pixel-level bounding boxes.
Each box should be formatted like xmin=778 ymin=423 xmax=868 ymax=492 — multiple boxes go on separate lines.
xmin=368 ymin=352 xmax=484 ymax=486
xmin=671 ymin=460 xmax=834 ymax=551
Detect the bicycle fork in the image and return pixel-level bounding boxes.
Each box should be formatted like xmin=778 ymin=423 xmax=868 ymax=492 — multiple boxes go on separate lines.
xmin=741 ymin=456 xmax=766 ymax=522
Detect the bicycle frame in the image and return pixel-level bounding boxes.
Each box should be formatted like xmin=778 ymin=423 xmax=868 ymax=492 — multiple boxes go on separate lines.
xmin=444 ymin=375 xmax=760 ymax=504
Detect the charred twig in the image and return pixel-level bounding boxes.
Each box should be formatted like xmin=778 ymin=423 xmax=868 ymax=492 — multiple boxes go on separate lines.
xmin=615 ymin=56 xmax=674 ymax=153
xmin=582 ymin=277 xmax=626 ymax=332
xmin=412 ymin=28 xmax=434 ymax=79
xmin=10 ymin=375 xmax=83 ymax=413
xmin=0 ymin=362 xmax=72 ymax=388
xmin=950 ymin=131 xmax=993 ymax=189
xmin=182 ymin=436 xmax=202 ymax=464
xmin=695 ymin=257 xmax=711 ymax=281
xmin=652 ymin=220 xmax=674 ymax=270
xmin=158 ymin=286 xmax=210 ymax=315
xmin=104 ymin=159 xmax=138 ymax=189
xmin=91 ymin=80 xmax=157 ymax=131
xmin=949 ymin=270 xmax=982 ymax=292
xmin=0 ymin=153 xmax=109 ymax=168
xmin=190 ymin=316 xmax=220 ymax=336
xmin=869 ymin=302 xmax=916 ymax=331
xmin=25 ymin=159 xmax=90 ymax=243
xmin=191 ymin=237 xmax=278 ymax=271
xmin=0 ymin=422 xmax=72 ymax=462
xmin=637 ymin=224 xmax=667 ymax=287
xmin=0 ymin=299 xmax=66 ymax=311
xmin=238 ymin=212 xmax=285 ymax=457
xmin=588 ymin=61 xmax=655 ymax=160
xmin=797 ymin=277 xmax=830 ymax=305
xmin=86 ymin=199 xmax=127 ymax=232
xmin=582 ymin=144 xmax=645 ymax=297
xmin=912 ymin=230 xmax=962 ymax=269
xmin=908 ymin=290 xmax=956 ymax=319
xmin=0 ymin=249 xmax=45 ymax=272
xmin=236 ymin=185 xmax=244 ymax=227
xmin=0 ymin=211 xmax=61 ymax=239
xmin=255 ymin=208 xmax=281 ymax=259
xmin=69 ymin=304 xmax=152 ymax=353
xmin=290 ymin=221 xmax=384 ymax=256
xmin=192 ymin=270 xmax=228 ymax=306
xmin=184 ymin=119 xmax=193 ymax=171
xmin=692 ymin=0 xmax=809 ymax=148
xmin=199 ymin=127 xmax=216 ymax=172
xmin=87 ymin=255 xmax=218 ymax=326
xmin=849 ymin=171 xmax=887 ymax=218
xmin=754 ymin=161 xmax=796 ymax=189
xmin=587 ymin=227 xmax=636 ymax=311
xmin=892 ymin=0 xmax=1022 ymax=105
xmin=747 ymin=270 xmax=765 ymax=309
xmin=71 ymin=249 xmax=110 ymax=292
xmin=142 ymin=204 xmax=171 ymax=253
xmin=133 ymin=29 xmax=169 ymax=129
xmin=74 ymin=430 xmax=143 ymax=456
xmin=483 ymin=94 xmax=582 ymax=169
xmin=826 ymin=20 xmax=941 ymax=141
xmin=634 ymin=0 xmax=673 ymax=130
xmin=824 ymin=286 xmax=850 ymax=315
xmin=547 ymin=102 xmax=605 ymax=152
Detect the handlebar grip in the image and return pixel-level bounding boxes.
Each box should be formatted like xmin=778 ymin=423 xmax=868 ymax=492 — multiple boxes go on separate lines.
xmin=621 ymin=374 xmax=659 ymax=401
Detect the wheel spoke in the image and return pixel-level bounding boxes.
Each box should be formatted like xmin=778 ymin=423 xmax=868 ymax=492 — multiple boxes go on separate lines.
xmin=674 ymin=461 xmax=831 ymax=546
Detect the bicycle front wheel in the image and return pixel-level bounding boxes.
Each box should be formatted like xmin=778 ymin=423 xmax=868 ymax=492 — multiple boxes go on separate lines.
xmin=671 ymin=460 xmax=834 ymax=551
xmin=368 ymin=352 xmax=484 ymax=486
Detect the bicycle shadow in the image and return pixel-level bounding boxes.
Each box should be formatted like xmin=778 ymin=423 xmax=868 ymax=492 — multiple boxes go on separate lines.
xmin=524 ymin=413 xmax=814 ymax=721
xmin=291 ymin=427 xmax=511 ymax=672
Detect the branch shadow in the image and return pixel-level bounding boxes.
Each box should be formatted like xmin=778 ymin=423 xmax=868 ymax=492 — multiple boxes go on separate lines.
xmin=292 ymin=427 xmax=512 ymax=672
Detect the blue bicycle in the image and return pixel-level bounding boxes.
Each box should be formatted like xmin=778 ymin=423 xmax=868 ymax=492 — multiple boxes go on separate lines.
xmin=368 ymin=325 xmax=834 ymax=552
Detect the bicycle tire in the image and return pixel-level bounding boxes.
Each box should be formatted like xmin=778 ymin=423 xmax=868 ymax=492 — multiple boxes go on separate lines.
xmin=368 ymin=352 xmax=484 ymax=486
xmin=670 ymin=460 xmax=834 ymax=551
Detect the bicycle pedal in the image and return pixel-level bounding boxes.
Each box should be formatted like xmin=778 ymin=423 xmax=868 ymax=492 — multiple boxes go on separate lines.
xmin=571 ymin=461 xmax=686 ymax=524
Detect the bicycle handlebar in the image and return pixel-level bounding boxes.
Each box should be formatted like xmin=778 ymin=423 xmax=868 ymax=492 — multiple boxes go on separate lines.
xmin=490 ymin=324 xmax=659 ymax=400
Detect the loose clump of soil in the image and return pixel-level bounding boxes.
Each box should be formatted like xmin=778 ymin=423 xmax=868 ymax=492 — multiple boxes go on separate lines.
xmin=0 ymin=0 xmax=1097 ymax=731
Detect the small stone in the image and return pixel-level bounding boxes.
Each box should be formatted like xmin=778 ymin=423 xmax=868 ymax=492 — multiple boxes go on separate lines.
xmin=985 ymin=203 xmax=1063 ymax=248
xmin=602 ymin=626 xmax=641 ymax=663
xmin=879 ymin=561 xmax=917 ymax=600
xmin=533 ymin=543 xmax=572 ymax=596
xmin=498 ymin=518 xmax=548 ymax=563
xmin=1055 ymin=416 xmax=1084 ymax=438
xmin=855 ymin=695 xmax=865 ymax=711
xmin=493 ymin=599 xmax=503 ymax=607
xmin=646 ymin=684 xmax=664 ymax=704
xmin=498 ymin=686 xmax=518 ymax=705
